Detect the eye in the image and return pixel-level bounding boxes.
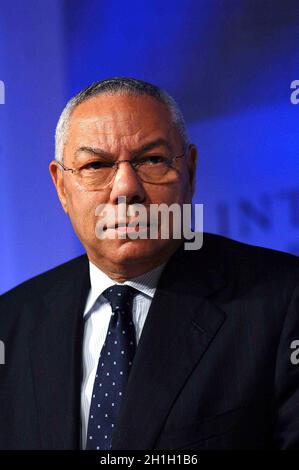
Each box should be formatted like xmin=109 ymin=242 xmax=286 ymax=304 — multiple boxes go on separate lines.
xmin=82 ymin=160 xmax=112 ymax=171
xmin=139 ymin=155 xmax=168 ymax=166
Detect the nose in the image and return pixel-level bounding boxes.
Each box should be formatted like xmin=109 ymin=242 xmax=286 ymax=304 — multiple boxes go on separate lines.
xmin=109 ymin=161 xmax=146 ymax=205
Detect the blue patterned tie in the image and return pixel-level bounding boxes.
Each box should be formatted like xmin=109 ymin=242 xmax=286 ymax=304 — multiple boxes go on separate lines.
xmin=86 ymin=285 xmax=137 ymax=450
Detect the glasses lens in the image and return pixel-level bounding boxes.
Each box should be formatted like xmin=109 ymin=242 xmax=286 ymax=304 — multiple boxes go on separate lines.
xmin=80 ymin=166 xmax=115 ymax=190
xmin=137 ymin=158 xmax=177 ymax=183
xmin=76 ymin=155 xmax=181 ymax=189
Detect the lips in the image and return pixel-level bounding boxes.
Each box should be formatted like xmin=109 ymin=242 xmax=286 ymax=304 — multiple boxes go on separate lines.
xmin=105 ymin=219 xmax=150 ymax=230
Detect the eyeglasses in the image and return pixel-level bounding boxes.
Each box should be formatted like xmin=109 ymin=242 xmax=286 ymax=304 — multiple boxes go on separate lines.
xmin=55 ymin=152 xmax=186 ymax=191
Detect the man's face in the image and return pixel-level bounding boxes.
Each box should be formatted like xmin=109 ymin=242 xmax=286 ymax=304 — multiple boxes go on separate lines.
xmin=50 ymin=94 xmax=197 ymax=280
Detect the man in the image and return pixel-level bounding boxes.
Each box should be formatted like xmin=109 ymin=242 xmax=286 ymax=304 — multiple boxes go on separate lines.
xmin=0 ymin=77 xmax=299 ymax=450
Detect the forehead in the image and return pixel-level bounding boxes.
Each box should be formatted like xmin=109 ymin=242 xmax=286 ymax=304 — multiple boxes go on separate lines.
xmin=67 ymin=94 xmax=179 ymax=149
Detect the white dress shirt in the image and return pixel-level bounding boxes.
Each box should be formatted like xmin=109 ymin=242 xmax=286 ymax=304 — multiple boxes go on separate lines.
xmin=81 ymin=261 xmax=165 ymax=448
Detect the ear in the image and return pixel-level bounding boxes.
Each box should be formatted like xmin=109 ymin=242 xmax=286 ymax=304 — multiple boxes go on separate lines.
xmin=186 ymin=144 xmax=197 ymax=196
xmin=49 ymin=161 xmax=69 ymax=214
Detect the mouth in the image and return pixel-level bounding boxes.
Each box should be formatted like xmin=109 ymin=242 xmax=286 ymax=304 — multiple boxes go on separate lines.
xmin=105 ymin=221 xmax=151 ymax=233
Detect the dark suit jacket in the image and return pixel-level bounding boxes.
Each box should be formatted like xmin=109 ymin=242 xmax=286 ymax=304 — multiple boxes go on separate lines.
xmin=1 ymin=233 xmax=299 ymax=450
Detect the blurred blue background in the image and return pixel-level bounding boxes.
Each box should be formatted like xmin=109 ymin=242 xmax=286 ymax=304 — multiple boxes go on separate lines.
xmin=1 ymin=0 xmax=299 ymax=293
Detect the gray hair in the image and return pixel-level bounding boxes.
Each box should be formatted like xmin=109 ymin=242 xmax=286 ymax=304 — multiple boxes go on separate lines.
xmin=55 ymin=77 xmax=189 ymax=162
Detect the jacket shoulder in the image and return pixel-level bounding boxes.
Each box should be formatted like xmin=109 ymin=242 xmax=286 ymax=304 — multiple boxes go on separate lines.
xmin=203 ymin=232 xmax=299 ymax=264
xmin=200 ymin=233 xmax=299 ymax=284
xmin=0 ymin=254 xmax=89 ymax=304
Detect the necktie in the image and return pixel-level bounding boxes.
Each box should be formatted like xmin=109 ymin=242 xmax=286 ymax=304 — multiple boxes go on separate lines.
xmin=86 ymin=284 xmax=137 ymax=450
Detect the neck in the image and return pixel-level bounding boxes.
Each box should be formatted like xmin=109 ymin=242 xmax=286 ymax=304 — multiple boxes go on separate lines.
xmin=87 ymin=240 xmax=182 ymax=282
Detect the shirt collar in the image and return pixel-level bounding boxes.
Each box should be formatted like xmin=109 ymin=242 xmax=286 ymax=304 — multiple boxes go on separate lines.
xmin=84 ymin=260 xmax=166 ymax=317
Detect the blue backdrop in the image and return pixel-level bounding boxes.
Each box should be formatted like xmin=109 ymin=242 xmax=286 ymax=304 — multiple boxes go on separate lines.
xmin=1 ymin=0 xmax=299 ymax=293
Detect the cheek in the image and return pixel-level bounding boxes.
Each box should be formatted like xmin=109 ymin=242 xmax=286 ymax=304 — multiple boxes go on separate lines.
xmin=148 ymin=180 xmax=190 ymax=205
xmin=66 ymin=188 xmax=103 ymax=233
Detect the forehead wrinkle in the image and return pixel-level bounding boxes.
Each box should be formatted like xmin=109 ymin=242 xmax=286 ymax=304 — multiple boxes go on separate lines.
xmin=70 ymin=107 xmax=179 ymax=157
xmin=75 ymin=117 xmax=174 ymax=139
xmin=75 ymin=115 xmax=144 ymax=137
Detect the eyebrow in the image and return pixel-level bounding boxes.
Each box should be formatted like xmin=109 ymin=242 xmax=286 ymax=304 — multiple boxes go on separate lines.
xmin=74 ymin=138 xmax=173 ymax=160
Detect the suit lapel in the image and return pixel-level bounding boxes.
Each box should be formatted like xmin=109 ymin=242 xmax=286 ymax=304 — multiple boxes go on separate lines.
xmin=29 ymin=256 xmax=90 ymax=449
xmin=112 ymin=243 xmax=227 ymax=450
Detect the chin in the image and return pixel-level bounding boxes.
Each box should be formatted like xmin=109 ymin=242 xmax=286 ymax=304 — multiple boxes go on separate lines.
xmin=113 ymin=239 xmax=160 ymax=264
xmin=104 ymin=237 xmax=168 ymax=265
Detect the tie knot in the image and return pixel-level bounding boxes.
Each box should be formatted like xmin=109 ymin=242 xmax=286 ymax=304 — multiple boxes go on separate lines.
xmin=102 ymin=284 xmax=136 ymax=313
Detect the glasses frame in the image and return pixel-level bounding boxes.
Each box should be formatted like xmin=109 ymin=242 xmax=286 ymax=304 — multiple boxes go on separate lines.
xmin=55 ymin=151 xmax=186 ymax=190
